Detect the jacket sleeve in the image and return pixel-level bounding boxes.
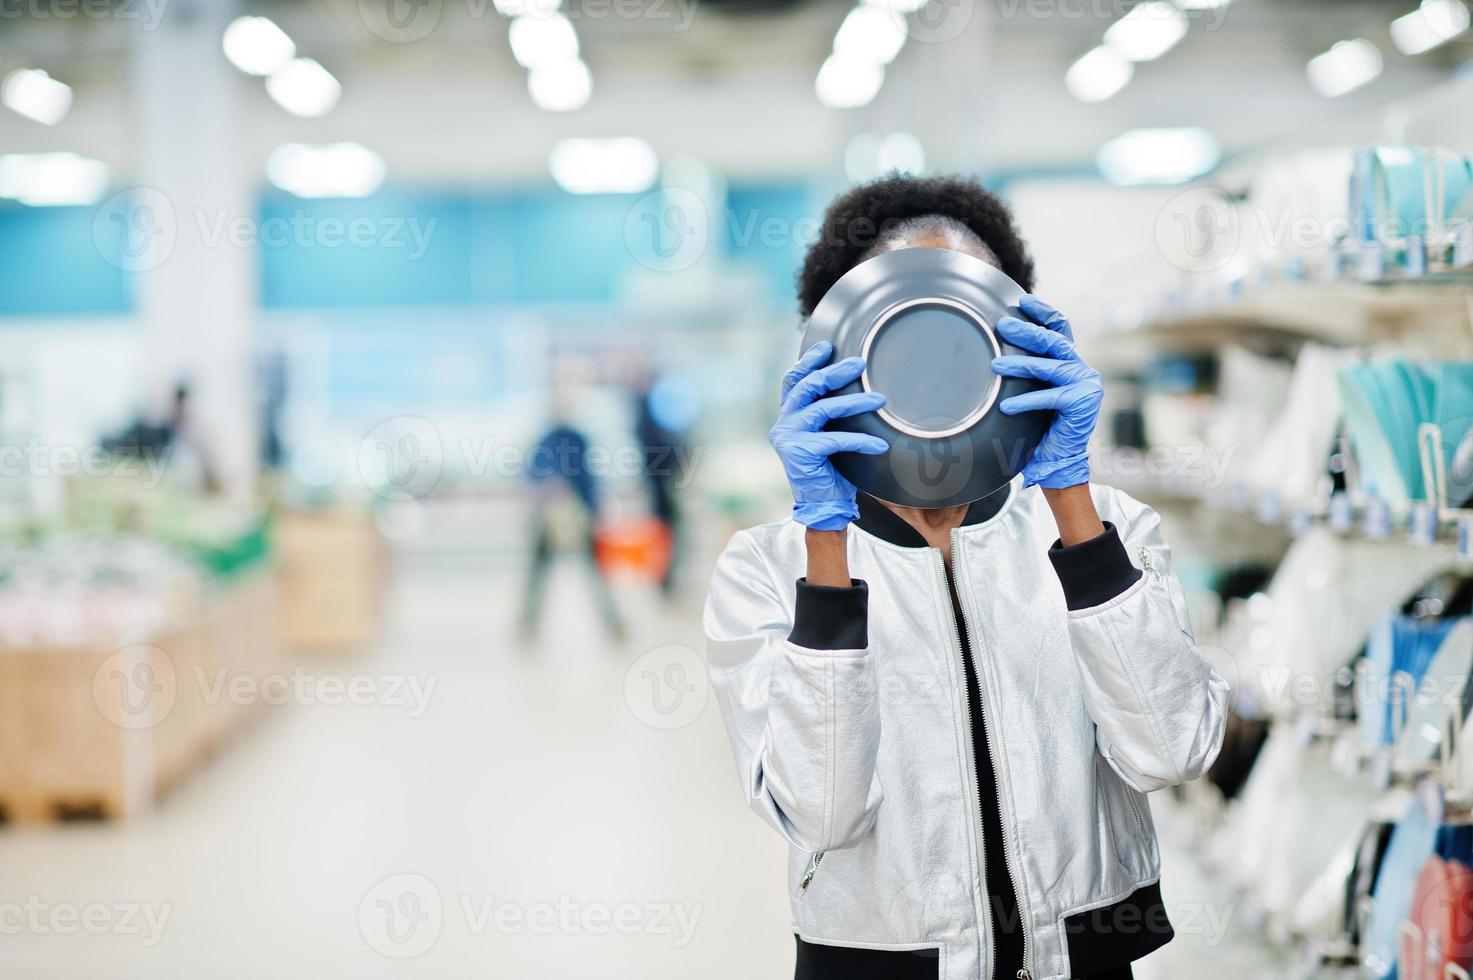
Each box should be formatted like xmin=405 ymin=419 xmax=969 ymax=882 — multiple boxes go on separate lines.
xmin=702 ymin=531 xmax=883 ymax=853
xmin=1057 ymin=502 xmax=1230 ymax=794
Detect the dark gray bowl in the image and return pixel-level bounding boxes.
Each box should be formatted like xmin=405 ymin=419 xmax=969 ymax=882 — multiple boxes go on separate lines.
xmin=800 ymin=247 xmax=1051 ymax=509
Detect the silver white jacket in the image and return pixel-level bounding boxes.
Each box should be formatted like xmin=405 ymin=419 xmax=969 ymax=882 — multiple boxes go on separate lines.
xmin=703 ymin=480 xmax=1230 ymax=980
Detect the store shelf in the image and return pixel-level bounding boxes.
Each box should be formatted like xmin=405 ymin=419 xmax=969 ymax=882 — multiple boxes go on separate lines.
xmin=1095 ymin=278 xmax=1473 ymax=370
xmin=1108 ymin=469 xmax=1465 ymax=559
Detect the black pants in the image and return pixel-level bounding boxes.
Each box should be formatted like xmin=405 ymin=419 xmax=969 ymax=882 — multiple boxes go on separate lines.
xmin=517 ymin=518 xmax=623 ymax=640
xmin=793 ymin=936 xmax=1135 ymax=980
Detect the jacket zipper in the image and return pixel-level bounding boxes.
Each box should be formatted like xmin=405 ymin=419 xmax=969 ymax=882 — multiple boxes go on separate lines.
xmin=798 ymin=851 xmax=824 ymax=895
xmin=1124 ymin=790 xmax=1146 ymax=833
xmin=1139 ymin=546 xmax=1192 ymax=640
xmin=932 ymin=551 xmax=994 ymax=978
xmin=1099 ymin=755 xmax=1146 ymax=833
xmin=939 ymin=537 xmax=1033 ymax=980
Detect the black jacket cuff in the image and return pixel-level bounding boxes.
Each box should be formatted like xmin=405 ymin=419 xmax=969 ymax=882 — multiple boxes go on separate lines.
xmin=1048 ymin=522 xmax=1142 ymax=611
xmin=789 ymin=579 xmax=869 ymax=650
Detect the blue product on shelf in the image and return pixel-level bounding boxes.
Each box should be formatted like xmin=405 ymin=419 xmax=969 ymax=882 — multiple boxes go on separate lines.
xmin=1364 ymin=793 xmax=1441 ymax=980
xmin=1434 ymin=824 xmax=1473 ymax=865
xmin=1362 ymin=613 xmax=1468 ymax=746
xmin=1432 ymin=362 xmax=1473 ymax=481
xmin=1357 ymin=147 xmax=1473 ymax=254
xmin=1339 ymin=362 xmax=1423 ymax=501
xmin=1338 ymin=360 xmax=1473 ymax=505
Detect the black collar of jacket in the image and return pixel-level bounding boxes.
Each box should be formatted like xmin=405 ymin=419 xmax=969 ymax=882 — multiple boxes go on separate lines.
xmin=854 ymin=486 xmax=1011 ymax=548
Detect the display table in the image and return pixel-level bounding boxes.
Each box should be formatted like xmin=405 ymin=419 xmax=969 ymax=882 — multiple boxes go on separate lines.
xmin=274 ymin=508 xmax=384 ymax=652
xmin=0 ymin=572 xmax=278 ymax=823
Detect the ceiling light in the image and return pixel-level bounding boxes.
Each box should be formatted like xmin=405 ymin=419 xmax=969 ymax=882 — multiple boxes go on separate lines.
xmin=877 ymin=131 xmax=925 ymax=174
xmin=549 ymin=138 xmax=658 ymax=194
xmin=1096 ymin=127 xmax=1220 ymax=185
xmin=1103 ymin=1 xmax=1188 ymax=61
xmin=266 ymin=143 xmax=386 ymax=198
xmin=222 ymin=16 xmax=295 ymax=76
xmin=508 ymin=13 xmax=579 ymax=69
xmin=0 ymin=152 xmax=109 ymax=206
xmin=266 ymin=58 xmax=341 ymax=117
xmin=1065 ymin=45 xmax=1134 ymax=102
xmin=816 ymin=53 xmax=884 ymax=109
xmin=2 ymin=69 xmax=72 ymax=126
xmin=528 ymin=58 xmax=591 ymax=111
xmin=493 ymin=0 xmax=560 ymax=16
xmin=833 ymin=6 xmax=907 ymax=65
xmin=844 ymin=134 xmax=881 ymax=182
xmin=1391 ymin=0 xmax=1470 ymax=55
xmin=1306 ymin=39 xmax=1382 ymax=97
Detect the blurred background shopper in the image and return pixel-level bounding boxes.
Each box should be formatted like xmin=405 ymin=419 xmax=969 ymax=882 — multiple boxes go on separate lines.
xmin=519 ymin=403 xmax=627 ymax=644
xmin=632 ymin=368 xmax=695 ymax=597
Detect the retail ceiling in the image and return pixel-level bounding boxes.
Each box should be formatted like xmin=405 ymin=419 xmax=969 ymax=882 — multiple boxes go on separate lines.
xmin=0 ymin=0 xmax=1463 ymax=184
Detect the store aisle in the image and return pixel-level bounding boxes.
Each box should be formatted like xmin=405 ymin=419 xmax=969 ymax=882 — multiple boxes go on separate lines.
xmin=0 ymin=549 xmax=1271 ymax=979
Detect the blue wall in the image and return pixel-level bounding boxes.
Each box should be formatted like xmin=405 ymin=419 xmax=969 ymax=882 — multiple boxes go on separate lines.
xmin=0 ymin=182 xmax=818 ymax=317
xmin=0 ymin=202 xmax=131 ymax=316
xmin=723 ymin=182 xmax=815 ymax=300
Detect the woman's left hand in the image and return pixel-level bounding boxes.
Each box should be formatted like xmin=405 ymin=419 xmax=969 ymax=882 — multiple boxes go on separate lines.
xmin=990 ymin=294 xmax=1102 ymax=490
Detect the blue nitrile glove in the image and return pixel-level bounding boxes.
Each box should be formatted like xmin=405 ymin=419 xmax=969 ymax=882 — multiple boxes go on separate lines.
xmin=990 ymin=294 xmax=1102 ymax=490
xmin=769 ymin=342 xmax=890 ymax=530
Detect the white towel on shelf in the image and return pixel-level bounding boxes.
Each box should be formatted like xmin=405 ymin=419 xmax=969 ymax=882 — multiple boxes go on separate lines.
xmin=1245 ymin=344 xmax=1359 ymax=502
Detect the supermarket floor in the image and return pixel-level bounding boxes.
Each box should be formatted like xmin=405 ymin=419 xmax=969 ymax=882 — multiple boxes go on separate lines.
xmin=0 ymin=543 xmax=1279 ymax=979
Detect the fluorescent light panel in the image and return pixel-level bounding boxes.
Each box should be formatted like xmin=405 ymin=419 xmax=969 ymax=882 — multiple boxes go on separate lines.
xmin=846 ymin=131 xmax=926 ymax=181
xmin=816 ymin=53 xmax=884 ymax=108
xmin=509 ymin=13 xmax=579 ymax=68
xmin=1306 ymin=38 xmax=1381 ymax=97
xmin=1391 ymin=0 xmax=1470 ymax=55
xmin=833 ymin=6 xmax=907 ymax=65
xmin=266 ymin=58 xmax=341 ymax=117
xmin=549 ymin=137 xmax=657 ymax=194
xmin=1066 ymin=45 xmax=1134 ymax=102
xmin=493 ymin=0 xmax=560 ymax=16
xmin=877 ymin=131 xmax=924 ymax=174
xmin=266 ymin=143 xmax=385 ymax=198
xmin=2 ymin=69 xmax=72 ymax=126
xmin=0 ymin=152 xmax=109 ymax=206
xmin=845 ymin=134 xmax=882 ymax=183
xmin=1097 ymin=127 xmax=1220 ymax=186
xmin=1104 ymin=1 xmax=1188 ymax=62
xmin=528 ymin=58 xmax=591 ymax=111
xmin=222 ymin=16 xmax=295 ymax=76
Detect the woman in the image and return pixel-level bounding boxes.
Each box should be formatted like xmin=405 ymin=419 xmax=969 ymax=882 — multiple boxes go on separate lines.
xmin=703 ymin=174 xmax=1228 ymax=980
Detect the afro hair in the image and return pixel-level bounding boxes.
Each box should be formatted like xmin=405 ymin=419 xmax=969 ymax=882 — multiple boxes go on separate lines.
xmin=796 ymin=173 xmax=1036 ymax=318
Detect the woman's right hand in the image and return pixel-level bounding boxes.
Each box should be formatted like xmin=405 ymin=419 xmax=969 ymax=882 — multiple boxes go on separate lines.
xmin=768 ymin=342 xmax=889 ymax=532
